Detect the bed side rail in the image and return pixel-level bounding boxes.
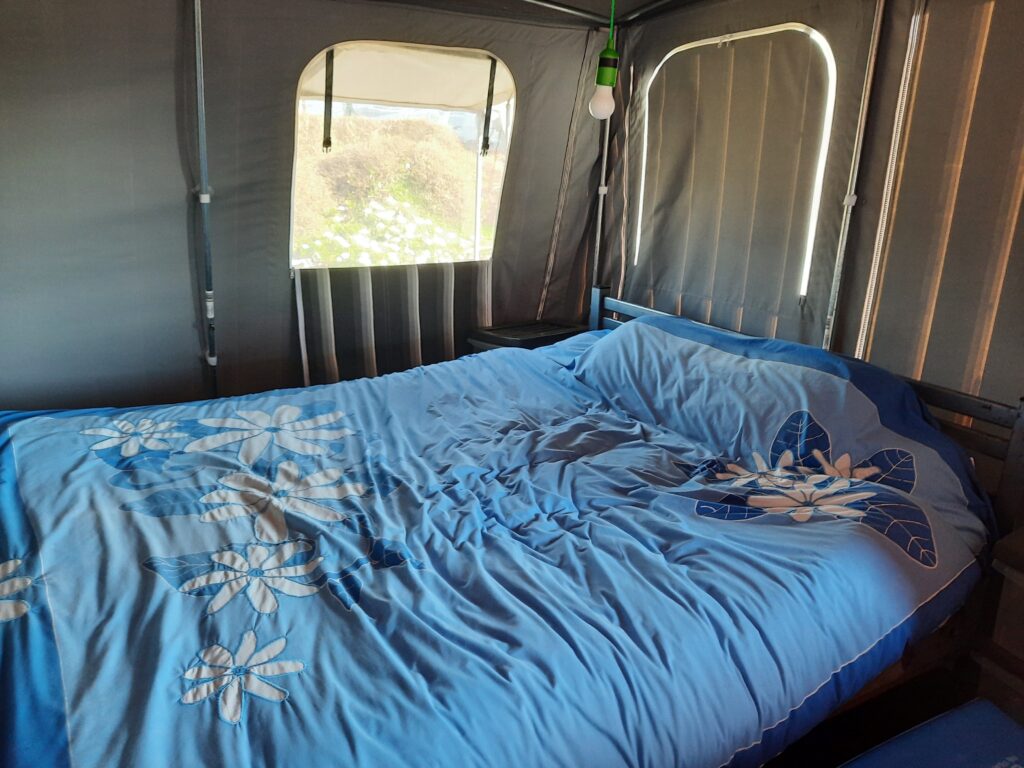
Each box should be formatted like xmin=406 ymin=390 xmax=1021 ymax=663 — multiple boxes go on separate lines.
xmin=906 ymin=379 xmax=1024 ymax=535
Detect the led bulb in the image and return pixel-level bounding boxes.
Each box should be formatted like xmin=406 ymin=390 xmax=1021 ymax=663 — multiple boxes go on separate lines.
xmin=589 ymin=85 xmax=615 ymax=120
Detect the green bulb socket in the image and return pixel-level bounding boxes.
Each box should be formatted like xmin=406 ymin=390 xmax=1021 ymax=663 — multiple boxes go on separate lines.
xmin=595 ymin=44 xmax=619 ymax=88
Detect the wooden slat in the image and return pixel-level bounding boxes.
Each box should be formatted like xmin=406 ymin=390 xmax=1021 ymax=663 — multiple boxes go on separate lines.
xmin=603 ymin=298 xmax=675 ymax=321
xmin=972 ymin=638 xmax=1024 ymax=695
xmin=934 ymin=419 xmax=1010 ymax=460
xmin=993 ymin=527 xmax=1024 ymax=576
xmin=904 ymin=378 xmax=1020 ymax=428
xmin=996 ymin=405 xmax=1024 ymax=534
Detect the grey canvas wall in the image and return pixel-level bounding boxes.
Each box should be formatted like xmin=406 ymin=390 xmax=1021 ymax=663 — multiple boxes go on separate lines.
xmin=591 ymin=0 xmax=880 ymax=346
xmin=207 ymin=0 xmax=601 ymax=385
xmin=834 ymin=0 xmax=1024 ymax=407
xmin=0 ymin=0 xmax=206 ymax=410
xmin=2 ymin=0 xmax=1021 ymax=409
xmin=0 ymin=0 xmax=599 ymax=407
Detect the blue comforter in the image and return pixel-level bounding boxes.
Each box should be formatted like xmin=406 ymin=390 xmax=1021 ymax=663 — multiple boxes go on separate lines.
xmin=0 ymin=316 xmax=991 ymax=768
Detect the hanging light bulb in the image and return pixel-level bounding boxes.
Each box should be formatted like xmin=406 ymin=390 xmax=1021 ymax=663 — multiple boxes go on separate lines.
xmin=589 ymin=82 xmax=616 ymax=120
xmin=589 ymin=0 xmax=618 ymax=120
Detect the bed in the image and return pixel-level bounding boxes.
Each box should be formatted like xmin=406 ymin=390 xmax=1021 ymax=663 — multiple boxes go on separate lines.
xmin=0 ymin=303 xmax=1010 ymax=768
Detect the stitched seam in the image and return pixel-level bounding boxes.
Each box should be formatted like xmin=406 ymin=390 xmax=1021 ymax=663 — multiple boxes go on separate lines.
xmin=719 ymin=557 xmax=978 ymax=768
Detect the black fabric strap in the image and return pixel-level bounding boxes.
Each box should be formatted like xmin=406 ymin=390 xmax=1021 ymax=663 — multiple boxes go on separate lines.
xmin=481 ymin=57 xmax=497 ymax=156
xmin=322 ymin=48 xmax=334 ymax=152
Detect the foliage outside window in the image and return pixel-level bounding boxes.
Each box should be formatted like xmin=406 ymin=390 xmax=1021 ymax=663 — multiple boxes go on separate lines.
xmin=291 ymin=42 xmax=515 ymax=269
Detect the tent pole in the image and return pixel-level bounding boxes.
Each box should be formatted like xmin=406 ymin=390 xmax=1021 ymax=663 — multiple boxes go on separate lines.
xmin=856 ymin=0 xmax=928 ymax=359
xmin=294 ymin=271 xmax=311 ymax=387
xmin=620 ymin=0 xmax=686 ymax=24
xmin=193 ymin=0 xmax=218 ymax=391
xmin=518 ymin=0 xmax=608 ymax=24
xmin=475 ymin=139 xmax=484 ymax=261
xmin=822 ymin=0 xmax=886 ymax=350
xmin=591 ymin=115 xmax=612 ymax=287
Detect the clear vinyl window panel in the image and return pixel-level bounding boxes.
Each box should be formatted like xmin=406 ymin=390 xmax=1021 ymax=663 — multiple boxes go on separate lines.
xmin=290 ymin=42 xmax=515 ymax=269
xmin=631 ymin=25 xmax=835 ymax=336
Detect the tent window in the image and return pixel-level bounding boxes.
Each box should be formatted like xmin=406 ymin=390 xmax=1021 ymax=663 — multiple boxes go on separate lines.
xmin=631 ymin=25 xmax=835 ymax=335
xmin=290 ymin=42 xmax=516 ymax=269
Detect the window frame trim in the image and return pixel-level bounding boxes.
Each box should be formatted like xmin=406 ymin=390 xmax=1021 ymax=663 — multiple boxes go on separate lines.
xmin=288 ymin=39 xmax=518 ymax=271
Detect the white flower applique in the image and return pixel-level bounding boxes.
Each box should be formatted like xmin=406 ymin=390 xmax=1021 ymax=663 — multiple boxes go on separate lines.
xmin=748 ymin=478 xmax=877 ymax=522
xmin=200 ymin=461 xmax=365 ymax=543
xmin=715 ymin=450 xmax=798 ymax=490
xmin=185 ymin=405 xmax=354 ymax=465
xmin=695 ymin=410 xmax=933 ymax=566
xmin=801 ymin=449 xmax=881 ymax=481
xmin=180 ymin=542 xmax=322 ymax=614
xmin=181 ymin=631 xmax=303 ymax=725
xmin=82 ymin=418 xmax=187 ymax=458
xmin=0 ymin=559 xmax=31 ymax=622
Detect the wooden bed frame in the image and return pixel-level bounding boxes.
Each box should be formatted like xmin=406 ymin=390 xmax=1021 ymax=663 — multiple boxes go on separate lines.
xmin=588 ymin=287 xmax=1024 ymax=708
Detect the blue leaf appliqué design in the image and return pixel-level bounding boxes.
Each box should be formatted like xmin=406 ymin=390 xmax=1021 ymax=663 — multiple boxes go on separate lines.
xmin=146 ymin=549 xmax=233 ymax=595
xmin=325 ymin=536 xmax=423 ymax=610
xmin=692 ymin=410 xmax=935 ymax=568
xmin=858 ymin=449 xmax=916 ymax=494
xmin=771 ymin=411 xmax=831 ymax=469
xmin=851 ymin=494 xmax=936 ymax=567
xmin=694 ymin=500 xmax=769 ymax=521
xmin=679 ymin=458 xmax=728 ymax=482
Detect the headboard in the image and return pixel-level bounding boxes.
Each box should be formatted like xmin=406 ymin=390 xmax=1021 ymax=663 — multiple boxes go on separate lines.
xmin=588 ymin=287 xmax=1024 ymax=536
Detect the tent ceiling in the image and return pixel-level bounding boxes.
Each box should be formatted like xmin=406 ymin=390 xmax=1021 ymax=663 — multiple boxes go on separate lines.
xmin=363 ymin=0 xmax=697 ymax=26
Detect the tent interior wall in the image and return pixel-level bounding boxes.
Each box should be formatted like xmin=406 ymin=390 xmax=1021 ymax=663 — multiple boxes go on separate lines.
xmin=1 ymin=1 xmax=1024 ymax=764
xmin=0 ymin=0 xmax=1020 ymax=413
xmin=601 ymin=0 xmax=879 ymax=348
xmin=0 ymin=0 xmax=602 ymax=407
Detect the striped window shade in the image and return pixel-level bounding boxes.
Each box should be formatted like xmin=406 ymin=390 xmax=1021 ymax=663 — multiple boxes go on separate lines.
xmin=857 ymin=0 xmax=1024 ymax=406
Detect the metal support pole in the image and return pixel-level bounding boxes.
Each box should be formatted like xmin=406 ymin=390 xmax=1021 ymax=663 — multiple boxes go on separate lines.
xmin=620 ymin=0 xmax=684 ymax=24
xmin=822 ymin=0 xmax=886 ymax=351
xmin=518 ymin=0 xmax=607 ymax=24
xmin=855 ymin=0 xmax=929 ymax=359
xmin=475 ymin=135 xmax=484 ymax=261
xmin=193 ymin=0 xmax=218 ymax=388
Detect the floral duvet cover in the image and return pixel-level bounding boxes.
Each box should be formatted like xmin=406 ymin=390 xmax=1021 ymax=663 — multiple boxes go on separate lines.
xmin=0 ymin=316 xmax=992 ymax=767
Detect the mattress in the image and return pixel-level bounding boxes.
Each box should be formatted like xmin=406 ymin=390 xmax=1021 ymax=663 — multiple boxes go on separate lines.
xmin=0 ymin=316 xmax=993 ymax=767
